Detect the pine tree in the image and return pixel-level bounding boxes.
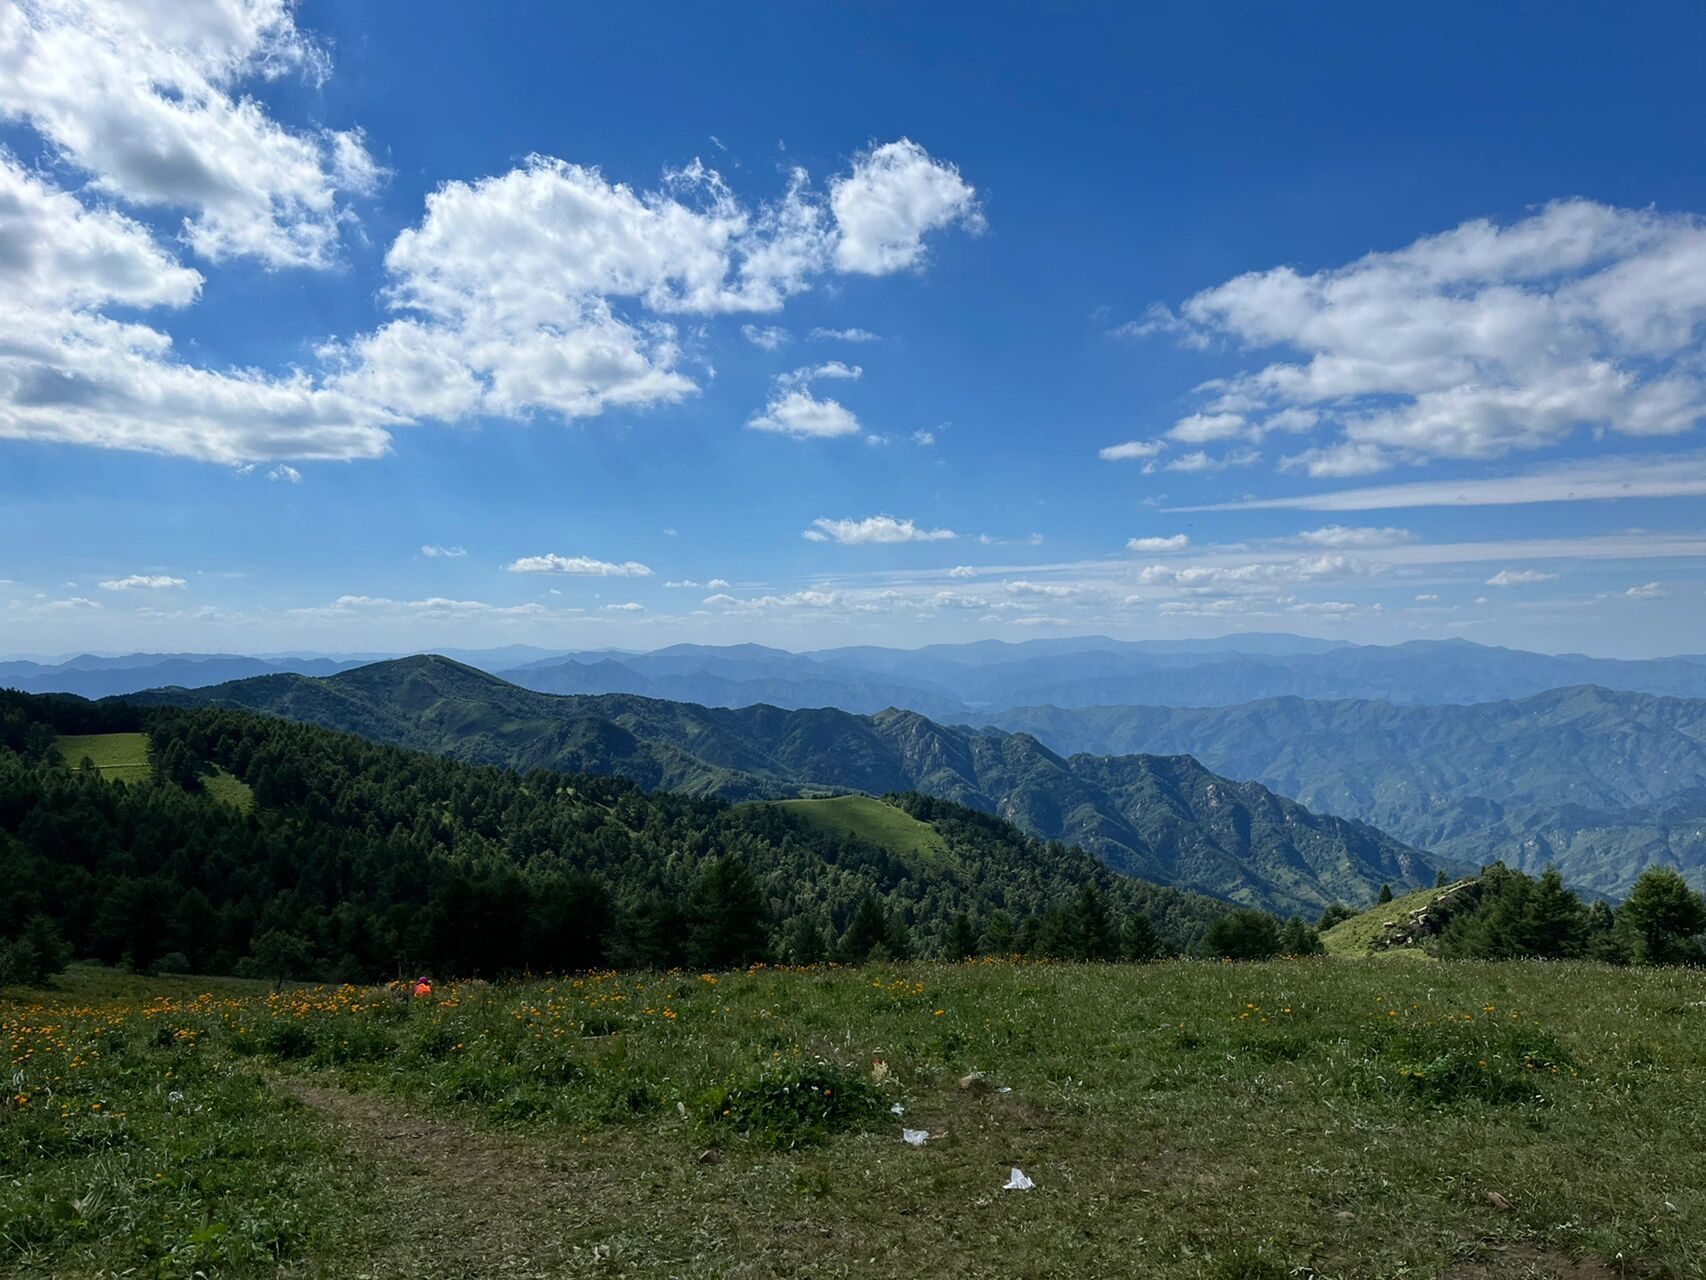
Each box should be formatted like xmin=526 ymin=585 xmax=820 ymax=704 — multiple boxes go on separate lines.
xmin=1077 ymin=883 xmax=1118 ymax=960
xmin=981 ymin=909 xmax=1017 ymax=955
xmin=1377 ymin=884 xmax=1394 ymax=904
xmin=1202 ymin=910 xmax=1281 ymax=960
xmin=1522 ymin=867 xmax=1586 ymax=957
xmin=1435 ymin=868 xmax=1448 ymax=888
xmin=686 ymin=855 xmax=769 ymax=969
xmin=1121 ymin=912 xmax=1162 ymax=961
xmin=1619 ymin=868 xmax=1706 ymax=966
xmin=838 ymin=896 xmax=889 ymax=963
xmin=944 ymin=912 xmax=978 ymax=960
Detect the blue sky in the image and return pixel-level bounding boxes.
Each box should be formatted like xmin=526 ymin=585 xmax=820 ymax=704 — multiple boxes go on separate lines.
xmin=4 ymin=1 xmax=1706 ymax=658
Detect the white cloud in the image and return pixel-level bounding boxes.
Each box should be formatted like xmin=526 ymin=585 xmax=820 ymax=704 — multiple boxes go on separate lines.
xmin=741 ymin=323 xmax=790 ymax=349
xmin=1153 ymin=447 xmax=1260 ymax=474
xmin=267 ymin=464 xmax=302 ymax=484
xmin=98 ymin=574 xmax=185 ymax=590
xmin=947 ymin=565 xmax=977 ymax=579
xmin=1146 ymin=200 xmax=1706 ymax=468
xmin=1279 ymin=442 xmax=1394 ymax=478
xmin=1098 ymin=438 xmax=1165 ymax=461
xmin=1625 ymin=581 xmax=1667 ymax=598
xmin=0 ymin=157 xmax=396 ymax=463
xmin=335 ymin=142 xmax=977 ymax=430
xmin=1486 ymin=568 xmax=1559 ymax=587
xmin=420 ymin=544 xmax=467 ymax=558
xmin=911 ymin=428 xmax=935 ymax=446
xmin=604 ymin=601 xmax=644 ymax=612
xmin=1168 ymin=412 xmax=1247 ymax=444
xmin=663 ymin=579 xmax=700 ymax=589
xmin=748 ymin=388 xmax=861 ymax=439
xmin=777 ymin=361 xmax=861 ymax=388
xmin=1126 ymin=534 xmax=1190 ymax=552
xmin=809 ymin=326 xmax=881 ymax=343
xmin=1296 ymin=525 xmax=1414 ymax=548
xmin=706 ymin=577 xmax=730 ymax=589
xmin=702 ymin=589 xmax=841 ymax=611
xmin=1172 ymin=450 xmax=1706 ymax=512
xmin=803 ymin=515 xmax=957 ymax=545
xmin=1414 ymin=593 xmax=1440 ymax=602
xmin=829 ymin=139 xmax=981 ymax=274
xmin=292 ymin=594 xmax=548 ymax=620
xmin=0 ymin=0 xmax=379 ymax=268
xmin=506 ymin=554 xmax=653 ymax=576
xmin=1004 ymin=580 xmax=1079 ymax=598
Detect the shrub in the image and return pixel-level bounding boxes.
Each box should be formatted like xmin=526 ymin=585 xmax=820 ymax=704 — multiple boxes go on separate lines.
xmin=699 ymin=1058 xmax=883 ymax=1149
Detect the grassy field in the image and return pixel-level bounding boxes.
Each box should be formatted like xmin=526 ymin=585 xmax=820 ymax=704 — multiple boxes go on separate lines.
xmin=1321 ymin=882 xmax=1476 ymax=957
xmin=6 ymin=958 xmax=1705 ymax=1279
xmin=764 ymin=794 xmax=950 ymax=870
xmin=54 ymin=731 xmax=253 ymax=810
xmin=55 ymin=731 xmax=152 ymax=784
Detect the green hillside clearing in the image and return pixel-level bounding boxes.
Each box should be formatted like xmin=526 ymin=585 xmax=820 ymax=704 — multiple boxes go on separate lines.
xmin=56 ymin=731 xmax=151 ymax=783
xmin=764 ymin=794 xmax=950 ymax=870
xmin=1322 ymin=879 xmax=1481 ymax=957
xmin=56 ymin=730 xmax=252 ymax=809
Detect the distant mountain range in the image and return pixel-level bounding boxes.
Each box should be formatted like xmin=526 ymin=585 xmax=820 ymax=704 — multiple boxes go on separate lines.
xmin=120 ymin=656 xmax=1444 ymax=915
xmin=990 ymin=686 xmax=1706 ymax=896
xmin=14 ymin=634 xmax=1706 ymax=710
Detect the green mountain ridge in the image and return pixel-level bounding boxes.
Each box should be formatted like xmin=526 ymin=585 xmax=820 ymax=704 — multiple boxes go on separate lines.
xmin=119 ymin=655 xmax=1444 ymax=913
xmin=990 ymin=685 xmax=1706 ymax=896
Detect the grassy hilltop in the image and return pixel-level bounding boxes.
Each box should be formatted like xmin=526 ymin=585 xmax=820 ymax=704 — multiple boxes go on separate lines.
xmin=6 ymin=958 xmax=1705 ymax=1279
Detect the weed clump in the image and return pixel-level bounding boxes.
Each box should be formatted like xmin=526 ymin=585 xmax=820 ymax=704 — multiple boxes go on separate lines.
xmin=1356 ymin=1016 xmax=1577 ymax=1105
xmin=699 ymin=1058 xmax=883 ymax=1149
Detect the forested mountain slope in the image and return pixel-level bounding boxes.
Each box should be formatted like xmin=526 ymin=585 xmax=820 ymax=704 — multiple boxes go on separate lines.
xmin=122 ymin=657 xmax=1443 ymax=912
xmin=991 ymin=686 xmax=1706 ymax=895
xmin=0 ymin=690 xmax=1228 ymax=979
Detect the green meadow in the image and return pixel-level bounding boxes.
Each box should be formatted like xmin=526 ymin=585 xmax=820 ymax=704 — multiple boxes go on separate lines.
xmin=5 ymin=957 xmax=1704 ymax=1279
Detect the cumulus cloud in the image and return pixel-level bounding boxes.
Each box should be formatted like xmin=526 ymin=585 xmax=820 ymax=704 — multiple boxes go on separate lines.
xmin=603 ymin=601 xmax=644 ymax=612
xmin=1126 ymin=534 xmax=1190 ymax=552
xmin=506 ymin=554 xmax=653 ymax=576
xmin=803 ymin=515 xmax=957 ymax=544
xmin=748 ymin=388 xmax=861 ymax=438
xmin=0 ymin=0 xmax=381 ymax=268
xmin=1098 ymin=438 xmax=1165 ymax=461
xmin=1486 ymin=568 xmax=1558 ymax=587
xmin=420 ymin=544 xmax=467 ymax=558
xmin=267 ymin=464 xmax=302 ymax=483
xmin=335 ymin=141 xmax=974 ymax=430
xmin=1151 ymin=447 xmax=1261 ymax=474
xmin=947 ymin=565 xmax=978 ymax=579
xmin=829 ymin=139 xmax=981 ymax=274
xmin=0 ymin=157 xmax=395 ymax=462
xmin=98 ymin=574 xmax=185 ymax=590
xmin=1143 ymin=200 xmax=1706 ymax=472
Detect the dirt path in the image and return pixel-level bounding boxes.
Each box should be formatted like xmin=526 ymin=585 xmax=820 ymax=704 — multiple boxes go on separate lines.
xmin=281 ymin=1080 xmax=592 ymax=1279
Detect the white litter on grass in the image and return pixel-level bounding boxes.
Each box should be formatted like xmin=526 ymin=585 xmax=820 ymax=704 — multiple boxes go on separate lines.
xmin=1002 ymin=1167 xmax=1034 ymax=1191
xmin=890 ymin=1102 xmax=906 ymax=1115
xmin=902 ymin=1128 xmax=929 ymax=1146
xmin=996 ymin=1086 xmax=1012 ymax=1094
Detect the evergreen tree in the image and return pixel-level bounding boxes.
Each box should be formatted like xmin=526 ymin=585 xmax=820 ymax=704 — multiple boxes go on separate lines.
xmin=838 ymin=896 xmax=890 ymax=963
xmin=245 ymin=929 xmax=315 ymax=992
xmin=1619 ymin=868 xmax=1706 ymax=966
xmin=1435 ymin=868 xmax=1449 ymax=888
xmin=1277 ymin=917 xmax=1325 ymax=956
xmin=1120 ymin=912 xmax=1162 ymax=961
xmin=1077 ymin=882 xmax=1118 ymax=960
xmin=1377 ymin=884 xmax=1394 ymax=904
xmin=780 ymin=911 xmax=829 ymax=965
xmin=982 ymin=909 xmax=1017 ymax=955
xmin=0 ymin=914 xmax=73 ymax=987
xmin=944 ymin=912 xmax=978 ymax=960
xmin=1202 ymin=910 xmax=1282 ymax=960
xmin=1524 ymin=867 xmax=1587 ymax=957
xmin=685 ymin=855 xmax=769 ymax=969
xmin=1316 ymin=902 xmax=1356 ymax=931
